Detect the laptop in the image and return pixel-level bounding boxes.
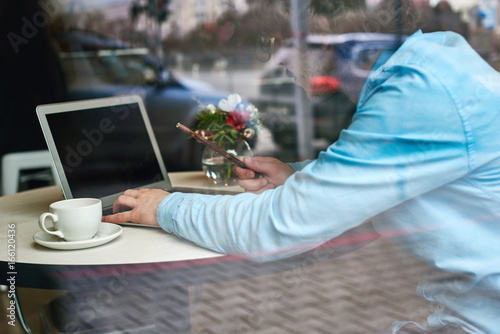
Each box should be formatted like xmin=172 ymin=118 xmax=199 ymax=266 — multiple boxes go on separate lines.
xmin=36 ymin=95 xmax=237 ymax=225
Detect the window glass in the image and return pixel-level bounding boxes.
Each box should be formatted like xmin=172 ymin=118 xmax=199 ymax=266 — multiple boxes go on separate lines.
xmin=3 ymin=1 xmax=499 ymax=333
xmin=356 ymin=48 xmax=384 ymax=71
xmin=41 ymin=0 xmax=498 ymax=166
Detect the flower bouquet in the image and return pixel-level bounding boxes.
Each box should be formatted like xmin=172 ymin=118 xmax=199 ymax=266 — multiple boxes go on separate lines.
xmin=194 ymin=94 xmax=259 ymax=186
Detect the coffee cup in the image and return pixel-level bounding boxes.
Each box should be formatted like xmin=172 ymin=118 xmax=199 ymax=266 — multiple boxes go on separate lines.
xmin=38 ymin=198 xmax=102 ymax=241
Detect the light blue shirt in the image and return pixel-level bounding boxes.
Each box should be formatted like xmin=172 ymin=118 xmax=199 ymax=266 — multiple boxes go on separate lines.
xmin=158 ymin=31 xmax=500 ymax=334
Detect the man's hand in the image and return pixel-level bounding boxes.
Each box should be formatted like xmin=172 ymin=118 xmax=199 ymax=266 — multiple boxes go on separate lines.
xmin=234 ymin=156 xmax=294 ymax=194
xmin=102 ymin=188 xmax=169 ymax=226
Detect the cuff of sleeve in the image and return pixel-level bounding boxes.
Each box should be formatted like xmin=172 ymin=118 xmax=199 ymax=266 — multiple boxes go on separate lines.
xmin=157 ymin=192 xmax=185 ymax=234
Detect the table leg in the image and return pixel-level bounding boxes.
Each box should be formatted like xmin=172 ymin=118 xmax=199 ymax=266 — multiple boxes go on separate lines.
xmin=12 ymin=290 xmax=34 ymax=334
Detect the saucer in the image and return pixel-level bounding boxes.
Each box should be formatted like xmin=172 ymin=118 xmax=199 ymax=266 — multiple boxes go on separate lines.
xmin=33 ymin=223 xmax=122 ymax=250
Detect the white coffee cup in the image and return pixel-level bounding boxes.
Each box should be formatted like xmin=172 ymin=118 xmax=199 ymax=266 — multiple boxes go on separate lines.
xmin=38 ymin=198 xmax=102 ymax=241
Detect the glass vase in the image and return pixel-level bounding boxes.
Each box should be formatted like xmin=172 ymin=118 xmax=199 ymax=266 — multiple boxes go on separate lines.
xmin=202 ymin=139 xmax=253 ymax=186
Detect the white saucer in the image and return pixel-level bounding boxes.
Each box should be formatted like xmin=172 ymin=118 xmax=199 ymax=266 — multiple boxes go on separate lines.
xmin=33 ymin=223 xmax=122 ymax=250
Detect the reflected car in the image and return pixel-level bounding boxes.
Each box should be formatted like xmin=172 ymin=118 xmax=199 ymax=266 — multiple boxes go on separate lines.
xmin=52 ymin=30 xmax=239 ymax=171
xmin=258 ymin=33 xmax=403 ymax=151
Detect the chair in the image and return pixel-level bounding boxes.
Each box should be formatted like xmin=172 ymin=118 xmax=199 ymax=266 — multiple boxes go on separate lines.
xmin=1 ymin=150 xmax=59 ymax=196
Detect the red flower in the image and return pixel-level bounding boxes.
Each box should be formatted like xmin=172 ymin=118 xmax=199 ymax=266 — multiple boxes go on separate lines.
xmin=226 ymin=110 xmax=249 ymax=131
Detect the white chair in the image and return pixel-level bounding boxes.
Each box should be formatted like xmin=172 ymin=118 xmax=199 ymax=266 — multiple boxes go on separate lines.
xmin=1 ymin=150 xmax=59 ymax=196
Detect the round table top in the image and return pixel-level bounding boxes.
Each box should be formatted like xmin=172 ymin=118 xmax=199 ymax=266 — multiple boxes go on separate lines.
xmin=0 ymin=172 xmax=236 ymax=266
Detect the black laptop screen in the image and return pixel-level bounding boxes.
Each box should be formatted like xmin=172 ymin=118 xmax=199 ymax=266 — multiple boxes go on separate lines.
xmin=46 ymin=102 xmax=164 ymax=198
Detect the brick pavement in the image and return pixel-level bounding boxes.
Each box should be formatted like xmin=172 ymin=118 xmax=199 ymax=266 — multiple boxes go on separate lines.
xmin=34 ymin=228 xmax=443 ymax=334
xmin=2 ymin=224 xmax=462 ymax=334
xmin=188 ymin=237 xmax=436 ymax=334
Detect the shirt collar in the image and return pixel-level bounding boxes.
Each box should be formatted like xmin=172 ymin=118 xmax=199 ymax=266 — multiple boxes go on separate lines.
xmin=372 ymin=30 xmax=423 ymax=72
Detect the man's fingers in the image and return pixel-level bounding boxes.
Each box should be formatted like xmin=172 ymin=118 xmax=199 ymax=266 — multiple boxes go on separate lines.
xmin=238 ymin=177 xmax=268 ymax=192
xmin=234 ymin=165 xmax=255 ymax=179
xmin=124 ymin=189 xmax=141 ymax=197
xmin=242 ymin=182 xmax=274 ymax=194
xmin=102 ymin=210 xmax=134 ymax=224
xmin=242 ymin=157 xmax=261 ymax=172
xmin=252 ymin=183 xmax=275 ymax=194
xmin=237 ymin=156 xmax=270 ymax=178
xmin=235 ymin=157 xmax=261 ymax=179
xmin=113 ymin=194 xmax=137 ymax=213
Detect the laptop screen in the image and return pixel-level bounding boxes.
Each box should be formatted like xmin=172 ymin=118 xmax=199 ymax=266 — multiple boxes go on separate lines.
xmin=44 ymin=100 xmax=165 ymax=199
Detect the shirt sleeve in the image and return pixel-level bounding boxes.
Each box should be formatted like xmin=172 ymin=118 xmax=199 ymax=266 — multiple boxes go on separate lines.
xmin=157 ymin=65 xmax=470 ymax=261
xmin=288 ymin=159 xmax=314 ymax=171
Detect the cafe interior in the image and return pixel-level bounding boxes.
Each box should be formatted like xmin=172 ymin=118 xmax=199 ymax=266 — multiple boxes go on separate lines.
xmin=1 ymin=0 xmax=499 ymax=333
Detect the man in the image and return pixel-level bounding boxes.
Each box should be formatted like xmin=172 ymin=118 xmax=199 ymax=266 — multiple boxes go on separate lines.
xmin=104 ymin=27 xmax=500 ymax=334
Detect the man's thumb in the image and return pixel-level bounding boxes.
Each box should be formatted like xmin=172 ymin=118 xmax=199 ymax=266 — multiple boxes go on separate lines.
xmin=243 ymin=156 xmax=260 ymax=172
xmin=242 ymin=157 xmax=268 ymax=179
xmin=243 ymin=156 xmax=253 ymax=167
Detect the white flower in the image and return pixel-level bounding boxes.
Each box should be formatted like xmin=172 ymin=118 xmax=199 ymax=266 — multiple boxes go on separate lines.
xmin=245 ymin=104 xmax=258 ymax=115
xmin=206 ymin=104 xmax=217 ymax=114
xmin=218 ymin=94 xmax=242 ymax=112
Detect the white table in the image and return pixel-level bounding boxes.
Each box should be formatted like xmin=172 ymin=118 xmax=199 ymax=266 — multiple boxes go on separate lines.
xmin=0 ymin=172 xmax=239 ymax=267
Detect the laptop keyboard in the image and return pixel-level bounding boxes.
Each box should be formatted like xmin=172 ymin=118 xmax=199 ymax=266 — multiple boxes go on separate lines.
xmin=102 ymin=207 xmax=114 ymax=216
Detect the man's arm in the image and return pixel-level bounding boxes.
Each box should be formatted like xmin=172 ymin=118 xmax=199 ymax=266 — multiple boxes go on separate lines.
xmin=104 ymin=156 xmax=296 ymax=224
xmin=107 ymin=64 xmax=468 ymax=261
xmin=152 ymin=65 xmax=468 ymax=260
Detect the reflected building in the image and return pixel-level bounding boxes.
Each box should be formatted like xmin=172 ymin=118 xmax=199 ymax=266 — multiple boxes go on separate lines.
xmin=167 ymin=0 xmax=249 ymax=37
